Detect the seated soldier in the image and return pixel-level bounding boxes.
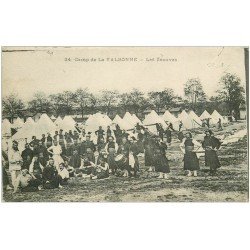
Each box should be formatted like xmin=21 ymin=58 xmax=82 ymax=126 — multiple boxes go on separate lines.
xmin=96 ymin=149 xmax=108 ymax=165
xmin=29 ymin=154 xmax=44 ymax=183
xmin=18 ymin=169 xmax=43 ymax=192
xmin=64 ymin=159 xmax=75 ymax=177
xmin=58 ymin=162 xmax=70 ymax=185
xmin=76 ymin=156 xmax=96 ymax=177
xmin=91 ymin=157 xmax=109 ymax=180
xmin=42 ymin=158 xmax=63 ymax=189
xmin=86 ymin=147 xmax=95 ymax=163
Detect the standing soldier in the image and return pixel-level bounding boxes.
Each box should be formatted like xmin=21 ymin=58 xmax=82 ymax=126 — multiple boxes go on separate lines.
xmin=21 ymin=143 xmax=33 ymax=170
xmin=202 ymin=130 xmax=221 ymax=175
xmin=156 ymin=123 xmax=164 ymax=141
xmin=129 ymin=136 xmax=140 ymax=177
xmin=106 ymin=126 xmax=112 ymax=142
xmin=165 ymin=127 xmax=172 ymax=145
xmin=180 ymin=132 xmax=201 ymax=177
xmin=114 ymin=124 xmax=122 ymax=145
xmin=58 ymin=129 xmax=66 ymax=155
xmin=47 ymin=140 xmax=64 ymax=171
xmin=41 ymin=134 xmax=46 ymax=145
xmin=46 ymin=133 xmax=53 ymax=148
xmin=153 ymin=136 xmax=170 ymax=179
xmin=117 ymin=137 xmax=130 ymax=177
xmin=8 ymin=141 xmax=23 ymax=193
xmin=105 ymin=136 xmax=118 ymax=174
xmin=95 ymin=126 xmax=105 ymax=145
xmin=65 ymin=132 xmax=73 ymax=156
xmin=35 ymin=140 xmax=49 ymax=168
xmin=217 ymin=118 xmax=223 ymax=130
xmin=53 ymin=131 xmax=59 ymax=142
xmin=179 ymin=121 xmax=183 ymax=131
xmin=143 ymin=128 xmax=155 ymax=172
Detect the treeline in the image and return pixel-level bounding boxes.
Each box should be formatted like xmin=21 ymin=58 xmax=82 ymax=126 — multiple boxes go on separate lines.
xmin=2 ymin=73 xmax=246 ymax=120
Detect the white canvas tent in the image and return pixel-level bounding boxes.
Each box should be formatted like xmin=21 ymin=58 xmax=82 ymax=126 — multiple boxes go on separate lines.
xmin=162 ymin=110 xmax=179 ymax=130
xmin=2 ymin=119 xmax=12 ymax=137
xmin=200 ymin=110 xmax=211 ymax=120
xmin=112 ymin=114 xmax=131 ymax=130
xmin=123 ymin=112 xmax=133 ymax=121
xmin=121 ymin=118 xmax=134 ymax=130
xmin=188 ymin=110 xmax=202 ymax=128
xmin=210 ymin=110 xmax=226 ymax=125
xmin=143 ymin=110 xmax=167 ymax=134
xmin=54 ymin=116 xmax=63 ymax=127
xmin=113 ymin=114 xmax=123 ymax=125
xmin=85 ymin=113 xmax=111 ymax=132
xmin=13 ymin=114 xmax=56 ymax=142
xmin=122 ymin=112 xmax=139 ymax=128
xmin=13 ymin=117 xmax=24 ymax=129
xmin=12 ymin=121 xmax=38 ymax=141
xmin=131 ymin=114 xmax=142 ymax=125
xmin=178 ymin=110 xmax=194 ymax=130
xmin=25 ymin=117 xmax=35 ymax=126
xmin=60 ymin=116 xmax=76 ymax=131
xmin=36 ymin=114 xmax=57 ymax=134
xmin=102 ymin=114 xmax=113 ymax=125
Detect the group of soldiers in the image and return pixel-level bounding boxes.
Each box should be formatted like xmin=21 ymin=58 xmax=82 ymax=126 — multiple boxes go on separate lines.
xmin=2 ymin=121 xmax=222 ymax=194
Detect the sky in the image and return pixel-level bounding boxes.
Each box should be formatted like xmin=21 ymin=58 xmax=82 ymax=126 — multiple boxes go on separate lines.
xmin=2 ymin=46 xmax=247 ymax=102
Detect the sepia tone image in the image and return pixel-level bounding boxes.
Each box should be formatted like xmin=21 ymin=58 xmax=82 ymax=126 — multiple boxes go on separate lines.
xmin=1 ymin=46 xmax=248 ymax=202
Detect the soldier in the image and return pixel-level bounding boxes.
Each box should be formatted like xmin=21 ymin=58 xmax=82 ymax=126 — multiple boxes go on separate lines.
xmin=95 ymin=126 xmax=105 ymax=145
xmin=202 ymin=130 xmax=221 ymax=175
xmin=153 ymin=136 xmax=170 ymax=179
xmin=105 ymin=136 xmax=118 ymax=174
xmin=8 ymin=141 xmax=23 ymax=193
xmin=21 ymin=143 xmax=33 ymax=170
xmin=180 ymin=132 xmax=201 ymax=177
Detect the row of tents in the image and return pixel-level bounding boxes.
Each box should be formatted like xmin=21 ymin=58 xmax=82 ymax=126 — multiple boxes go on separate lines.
xmin=2 ymin=109 xmax=227 ymax=140
xmin=2 ymin=114 xmax=76 ymax=140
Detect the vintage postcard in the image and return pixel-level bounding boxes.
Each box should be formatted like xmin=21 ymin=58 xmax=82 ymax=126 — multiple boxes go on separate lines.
xmin=1 ymin=46 xmax=248 ymax=202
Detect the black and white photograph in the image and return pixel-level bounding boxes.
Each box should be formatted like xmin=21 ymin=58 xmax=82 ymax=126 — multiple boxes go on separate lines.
xmin=1 ymin=46 xmax=248 ymax=202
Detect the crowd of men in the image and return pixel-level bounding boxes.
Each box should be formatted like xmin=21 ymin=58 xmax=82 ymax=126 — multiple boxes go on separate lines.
xmin=2 ymin=121 xmax=222 ymax=194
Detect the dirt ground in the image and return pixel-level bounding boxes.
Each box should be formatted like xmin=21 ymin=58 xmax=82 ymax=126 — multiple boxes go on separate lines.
xmin=2 ymin=121 xmax=248 ymax=202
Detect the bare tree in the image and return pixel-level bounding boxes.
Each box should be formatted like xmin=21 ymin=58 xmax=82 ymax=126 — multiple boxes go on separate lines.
xmin=2 ymin=93 xmax=24 ymax=122
xmin=99 ymin=90 xmax=119 ymax=115
xmin=119 ymin=89 xmax=149 ymax=114
xmin=184 ymin=78 xmax=206 ymax=108
xmin=119 ymin=93 xmax=131 ymax=112
xmin=74 ymin=88 xmax=90 ymax=118
xmin=148 ymin=88 xmax=175 ymax=113
xmin=50 ymin=91 xmax=75 ymax=116
xmin=28 ymin=91 xmax=51 ymax=113
xmin=216 ymin=73 xmax=245 ymax=118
